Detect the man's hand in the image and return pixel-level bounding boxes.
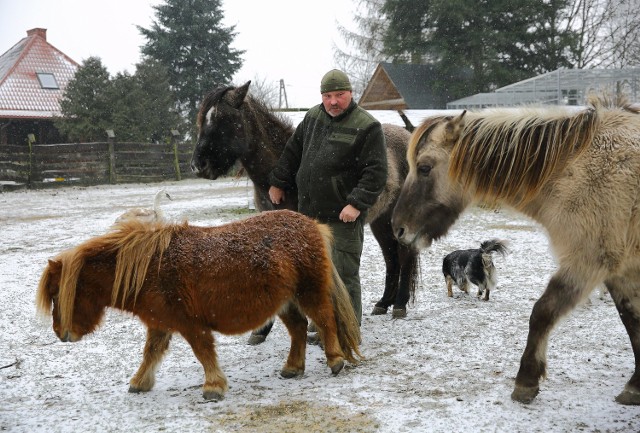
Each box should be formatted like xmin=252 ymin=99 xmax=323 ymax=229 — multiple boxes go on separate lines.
xmin=269 ymin=186 xmax=285 ymax=204
xmin=339 ymin=204 xmax=360 ymax=223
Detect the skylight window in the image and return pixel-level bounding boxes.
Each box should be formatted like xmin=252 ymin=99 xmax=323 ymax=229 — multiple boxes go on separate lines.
xmin=37 ymin=72 xmax=59 ymax=89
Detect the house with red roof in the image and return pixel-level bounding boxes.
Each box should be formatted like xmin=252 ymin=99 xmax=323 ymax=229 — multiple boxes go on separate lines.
xmin=0 ymin=28 xmax=79 ymax=145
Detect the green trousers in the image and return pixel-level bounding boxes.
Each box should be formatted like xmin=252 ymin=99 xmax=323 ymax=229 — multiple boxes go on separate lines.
xmin=325 ymin=219 xmax=364 ymax=325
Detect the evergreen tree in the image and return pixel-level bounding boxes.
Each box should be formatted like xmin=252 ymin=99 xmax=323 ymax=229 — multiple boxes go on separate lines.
xmin=109 ymin=71 xmax=141 ymax=142
xmin=133 ymin=58 xmax=183 ymax=142
xmin=109 ymin=59 xmax=182 ymax=143
xmin=138 ymin=0 xmax=244 ymax=133
xmin=380 ymin=0 xmax=577 ymax=99
xmin=57 ymin=57 xmax=181 ymax=143
xmin=56 ymin=57 xmax=113 ymax=142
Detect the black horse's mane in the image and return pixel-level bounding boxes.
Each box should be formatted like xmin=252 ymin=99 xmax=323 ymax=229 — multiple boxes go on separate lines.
xmin=197 ymin=85 xmax=234 ymax=129
xmin=197 ymin=84 xmax=294 ymax=144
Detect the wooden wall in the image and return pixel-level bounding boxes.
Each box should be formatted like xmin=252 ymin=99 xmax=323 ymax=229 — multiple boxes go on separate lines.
xmin=0 ymin=140 xmax=195 ymax=189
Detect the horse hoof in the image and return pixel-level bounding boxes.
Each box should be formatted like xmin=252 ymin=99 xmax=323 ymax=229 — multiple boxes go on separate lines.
xmin=330 ymin=360 xmax=345 ymax=376
xmin=307 ymin=332 xmax=321 ymax=346
xmin=247 ymin=333 xmax=266 ymax=346
xmin=615 ymin=387 xmax=640 ymax=405
xmin=391 ymin=308 xmax=407 ymax=319
xmin=280 ymin=368 xmax=304 ymax=379
xmin=307 ymin=322 xmax=317 ymax=333
xmin=371 ymin=306 xmax=387 ymax=315
xmin=202 ymin=390 xmax=224 ymax=401
xmin=511 ymin=385 xmax=539 ymax=404
xmin=128 ymin=386 xmax=144 ymax=394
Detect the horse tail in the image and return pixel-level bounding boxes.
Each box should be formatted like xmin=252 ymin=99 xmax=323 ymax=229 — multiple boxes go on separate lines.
xmin=480 ymin=239 xmax=509 ymax=257
xmin=405 ymin=247 xmax=420 ymax=306
xmin=317 ymin=223 xmax=362 ymax=364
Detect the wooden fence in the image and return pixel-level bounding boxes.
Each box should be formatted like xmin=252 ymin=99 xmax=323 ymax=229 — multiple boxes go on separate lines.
xmin=0 ymin=139 xmax=195 ymax=190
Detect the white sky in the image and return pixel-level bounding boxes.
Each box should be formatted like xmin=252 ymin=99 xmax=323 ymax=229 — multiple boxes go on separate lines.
xmin=0 ymin=0 xmax=354 ymax=108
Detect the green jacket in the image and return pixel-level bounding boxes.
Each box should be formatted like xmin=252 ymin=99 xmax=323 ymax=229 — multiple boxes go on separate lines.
xmin=269 ymin=100 xmax=387 ymax=222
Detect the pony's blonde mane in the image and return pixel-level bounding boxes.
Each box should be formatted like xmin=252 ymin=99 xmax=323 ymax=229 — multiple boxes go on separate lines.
xmin=449 ymin=105 xmax=598 ymax=206
xmin=37 ymin=220 xmax=182 ymax=332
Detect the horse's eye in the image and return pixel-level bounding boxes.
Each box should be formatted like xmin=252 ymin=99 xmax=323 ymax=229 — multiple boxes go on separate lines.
xmin=418 ymin=165 xmax=432 ymax=176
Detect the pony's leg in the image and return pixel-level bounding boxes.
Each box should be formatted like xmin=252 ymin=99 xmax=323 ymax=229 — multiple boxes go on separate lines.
xmin=604 ymin=276 xmax=640 ymax=405
xmin=277 ymin=303 xmax=308 ymax=378
xmin=511 ymin=272 xmax=583 ymax=404
xmin=369 ymin=218 xmax=400 ymax=315
xmin=182 ymin=329 xmax=228 ymax=401
xmin=446 ymin=275 xmax=454 ymax=297
xmin=129 ymin=328 xmax=172 ymax=393
xmin=391 ymin=245 xmax=419 ymax=318
xmin=304 ymin=307 xmax=346 ymax=375
xmin=247 ymin=320 xmax=274 ymax=345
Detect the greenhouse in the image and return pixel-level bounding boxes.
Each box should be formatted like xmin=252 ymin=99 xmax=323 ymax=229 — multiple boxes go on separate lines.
xmin=447 ymin=68 xmax=640 ymax=109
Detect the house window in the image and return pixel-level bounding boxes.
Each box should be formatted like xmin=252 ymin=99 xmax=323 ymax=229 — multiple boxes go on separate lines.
xmin=37 ymin=72 xmax=59 ymax=89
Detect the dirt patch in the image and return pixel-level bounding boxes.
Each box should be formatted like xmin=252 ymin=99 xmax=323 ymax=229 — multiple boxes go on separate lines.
xmin=209 ymin=400 xmax=379 ymax=432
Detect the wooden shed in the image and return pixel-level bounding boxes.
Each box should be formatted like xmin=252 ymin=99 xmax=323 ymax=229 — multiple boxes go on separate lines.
xmin=359 ymin=62 xmax=467 ymax=110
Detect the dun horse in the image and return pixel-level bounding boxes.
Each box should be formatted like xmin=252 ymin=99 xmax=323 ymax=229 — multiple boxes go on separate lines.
xmin=392 ymin=96 xmax=640 ymax=405
xmin=190 ymin=81 xmax=419 ymax=331
xmin=36 ymin=210 xmax=361 ymax=401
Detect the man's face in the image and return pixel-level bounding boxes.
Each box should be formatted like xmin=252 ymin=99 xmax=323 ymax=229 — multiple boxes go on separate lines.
xmin=321 ymin=90 xmax=352 ymax=117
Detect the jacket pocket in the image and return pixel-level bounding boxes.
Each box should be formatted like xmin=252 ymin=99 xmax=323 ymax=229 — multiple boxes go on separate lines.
xmin=329 ymin=132 xmax=356 ymax=146
xmin=331 ymin=175 xmax=348 ymax=202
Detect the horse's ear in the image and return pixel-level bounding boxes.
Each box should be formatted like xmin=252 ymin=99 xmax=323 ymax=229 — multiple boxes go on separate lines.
xmin=444 ymin=110 xmax=466 ymax=144
xmin=225 ymin=81 xmax=251 ymax=108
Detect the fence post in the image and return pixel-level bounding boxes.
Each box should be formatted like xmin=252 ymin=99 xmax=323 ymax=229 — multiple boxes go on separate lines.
xmin=106 ymin=129 xmax=116 ymax=184
xmin=170 ymin=129 xmax=181 ymax=181
xmin=27 ymin=133 xmax=36 ymax=188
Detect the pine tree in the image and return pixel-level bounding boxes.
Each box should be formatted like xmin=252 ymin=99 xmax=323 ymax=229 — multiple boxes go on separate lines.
xmin=380 ymin=0 xmax=577 ymax=99
xmin=109 ymin=59 xmax=182 ymax=143
xmin=138 ymin=0 xmax=244 ymax=134
xmin=56 ymin=57 xmax=113 ymax=142
xmin=133 ymin=58 xmax=183 ymax=143
xmin=57 ymin=57 xmax=181 ymax=143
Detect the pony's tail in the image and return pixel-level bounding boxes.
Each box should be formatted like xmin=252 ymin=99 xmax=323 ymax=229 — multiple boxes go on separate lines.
xmin=480 ymin=239 xmax=509 ymax=256
xmin=318 ymin=224 xmax=362 ymax=364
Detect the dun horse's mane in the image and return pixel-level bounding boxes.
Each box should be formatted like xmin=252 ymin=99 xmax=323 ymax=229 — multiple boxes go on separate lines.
xmin=449 ymin=104 xmax=599 ymax=205
xmin=38 ymin=220 xmax=183 ymax=332
xmin=408 ymin=100 xmax=614 ymax=208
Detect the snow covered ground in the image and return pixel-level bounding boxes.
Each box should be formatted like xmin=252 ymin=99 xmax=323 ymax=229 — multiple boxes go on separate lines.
xmin=1 ymin=178 xmax=639 ymax=432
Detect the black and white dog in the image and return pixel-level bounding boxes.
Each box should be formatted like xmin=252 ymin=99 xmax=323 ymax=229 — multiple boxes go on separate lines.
xmin=442 ymin=239 xmax=509 ymax=301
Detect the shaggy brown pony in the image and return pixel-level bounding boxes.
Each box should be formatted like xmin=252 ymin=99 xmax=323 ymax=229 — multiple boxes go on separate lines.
xmin=36 ymin=210 xmax=361 ymax=401
xmin=392 ymin=96 xmax=640 ymax=405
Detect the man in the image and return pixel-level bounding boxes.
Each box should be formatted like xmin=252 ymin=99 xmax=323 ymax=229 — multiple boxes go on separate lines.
xmin=268 ymin=69 xmax=388 ymax=330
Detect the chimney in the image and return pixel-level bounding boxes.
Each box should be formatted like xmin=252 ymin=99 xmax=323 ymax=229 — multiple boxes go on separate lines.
xmin=27 ymin=28 xmax=47 ymax=41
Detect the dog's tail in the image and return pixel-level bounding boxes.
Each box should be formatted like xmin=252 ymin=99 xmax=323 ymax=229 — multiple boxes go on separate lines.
xmin=480 ymin=239 xmax=509 ymax=256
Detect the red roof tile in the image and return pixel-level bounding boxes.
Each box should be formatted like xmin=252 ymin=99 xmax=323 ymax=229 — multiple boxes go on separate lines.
xmin=0 ymin=28 xmax=79 ymax=119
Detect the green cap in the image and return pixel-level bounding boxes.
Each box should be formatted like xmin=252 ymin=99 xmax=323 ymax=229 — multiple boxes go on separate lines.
xmin=320 ymin=69 xmax=352 ymax=93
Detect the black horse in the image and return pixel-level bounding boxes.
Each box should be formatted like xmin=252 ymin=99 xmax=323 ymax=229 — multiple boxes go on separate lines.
xmin=190 ymin=82 xmax=419 ymax=342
